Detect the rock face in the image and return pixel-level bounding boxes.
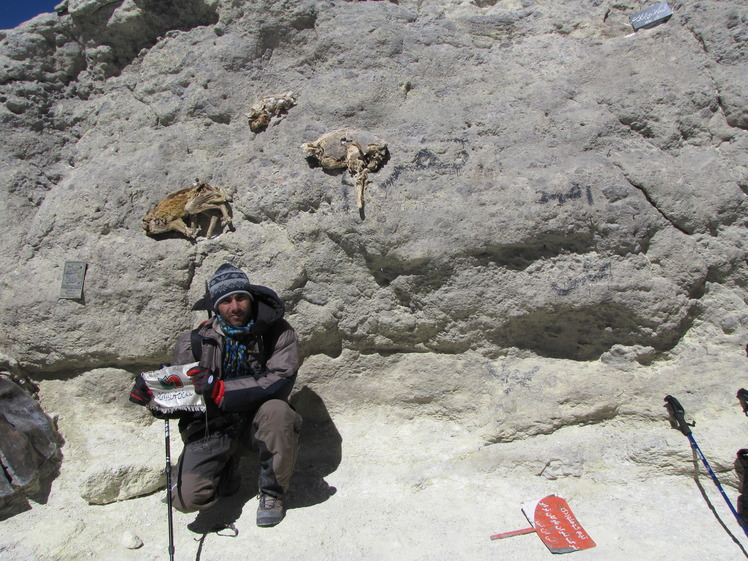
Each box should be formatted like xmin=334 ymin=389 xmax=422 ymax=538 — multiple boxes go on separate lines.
xmin=0 ymin=0 xmax=746 ymax=559
xmin=0 ymin=0 xmax=744 ymax=375
xmin=0 ymin=376 xmax=61 ymax=519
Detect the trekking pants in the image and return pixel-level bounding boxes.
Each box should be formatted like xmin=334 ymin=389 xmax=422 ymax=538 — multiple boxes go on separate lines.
xmin=172 ymin=399 xmax=302 ymax=513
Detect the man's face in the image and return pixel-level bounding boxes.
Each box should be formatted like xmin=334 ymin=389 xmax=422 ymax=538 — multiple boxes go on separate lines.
xmin=217 ymin=293 xmax=252 ymax=327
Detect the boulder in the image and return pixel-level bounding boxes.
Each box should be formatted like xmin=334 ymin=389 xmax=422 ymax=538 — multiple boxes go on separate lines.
xmin=0 ymin=376 xmax=62 ymax=519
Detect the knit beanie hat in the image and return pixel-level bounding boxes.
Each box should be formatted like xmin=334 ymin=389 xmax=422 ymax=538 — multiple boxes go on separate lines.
xmin=208 ymin=263 xmax=253 ymax=310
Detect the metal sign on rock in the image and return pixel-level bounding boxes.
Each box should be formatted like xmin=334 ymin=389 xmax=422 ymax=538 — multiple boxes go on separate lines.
xmin=60 ymin=261 xmax=87 ymax=299
xmin=630 ymin=2 xmax=673 ymax=31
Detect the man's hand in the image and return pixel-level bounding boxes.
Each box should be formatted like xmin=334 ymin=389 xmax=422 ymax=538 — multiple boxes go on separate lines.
xmin=186 ymin=366 xmax=215 ymax=395
xmin=187 ymin=366 xmax=224 ymax=405
xmin=129 ymin=374 xmax=153 ymax=406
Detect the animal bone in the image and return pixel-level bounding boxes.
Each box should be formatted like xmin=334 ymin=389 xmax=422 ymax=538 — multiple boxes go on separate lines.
xmin=246 ymin=91 xmax=297 ymax=133
xmin=302 ymin=128 xmax=388 ymax=209
xmin=142 ymin=180 xmax=232 ymax=239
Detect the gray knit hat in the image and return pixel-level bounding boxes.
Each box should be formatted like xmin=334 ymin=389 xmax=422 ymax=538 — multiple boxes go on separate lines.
xmin=208 ymin=263 xmax=253 ymax=310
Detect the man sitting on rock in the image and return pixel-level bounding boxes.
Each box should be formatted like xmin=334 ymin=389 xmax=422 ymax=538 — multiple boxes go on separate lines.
xmin=130 ymin=263 xmax=302 ymax=527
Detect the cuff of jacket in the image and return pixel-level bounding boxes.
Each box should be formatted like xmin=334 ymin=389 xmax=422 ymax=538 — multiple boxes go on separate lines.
xmin=211 ymin=380 xmax=225 ymax=406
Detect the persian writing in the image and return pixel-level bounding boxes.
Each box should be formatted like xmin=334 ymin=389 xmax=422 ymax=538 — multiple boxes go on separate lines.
xmin=630 ymin=2 xmax=673 ymax=31
xmin=153 ymin=389 xmax=197 ymax=404
xmin=60 ymin=261 xmax=87 ymax=299
xmin=533 ymin=496 xmax=596 ymax=552
xmin=551 ymin=262 xmax=611 ymax=296
xmin=142 ymin=362 xmax=205 ymax=413
xmin=381 ymin=139 xmax=469 ymax=189
xmin=537 ymin=183 xmax=593 ymax=205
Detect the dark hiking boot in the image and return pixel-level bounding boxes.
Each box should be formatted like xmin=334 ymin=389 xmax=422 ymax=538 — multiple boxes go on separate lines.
xmin=256 ymin=492 xmax=285 ymax=527
xmin=217 ymin=455 xmax=241 ymax=497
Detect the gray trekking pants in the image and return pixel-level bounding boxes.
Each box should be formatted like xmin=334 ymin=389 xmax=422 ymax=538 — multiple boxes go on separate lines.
xmin=172 ymin=399 xmax=302 ymax=513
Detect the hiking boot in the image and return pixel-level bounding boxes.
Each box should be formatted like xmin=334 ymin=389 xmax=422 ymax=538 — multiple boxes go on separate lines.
xmin=256 ymin=492 xmax=284 ymax=527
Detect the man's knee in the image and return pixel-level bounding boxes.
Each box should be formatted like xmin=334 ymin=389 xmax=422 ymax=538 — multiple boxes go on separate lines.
xmin=254 ymin=399 xmax=303 ymax=432
xmin=172 ymin=473 xmax=218 ymax=513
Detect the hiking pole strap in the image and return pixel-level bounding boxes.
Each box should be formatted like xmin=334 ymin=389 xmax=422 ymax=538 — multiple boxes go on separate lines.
xmin=664 ymin=395 xmax=692 ymax=436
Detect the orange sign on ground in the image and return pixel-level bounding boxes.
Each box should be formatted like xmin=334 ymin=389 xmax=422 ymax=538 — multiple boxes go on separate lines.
xmin=490 ymin=494 xmax=596 ymax=554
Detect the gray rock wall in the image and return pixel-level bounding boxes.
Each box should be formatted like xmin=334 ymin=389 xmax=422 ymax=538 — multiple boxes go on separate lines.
xmin=1 ymin=0 xmax=745 ymax=373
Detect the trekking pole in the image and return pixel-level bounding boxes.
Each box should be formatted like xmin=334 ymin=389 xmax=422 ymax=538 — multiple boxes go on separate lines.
xmin=156 ymin=362 xmax=176 ymax=561
xmin=736 ymin=389 xmax=748 ymax=526
xmin=664 ymin=395 xmax=748 ymax=537
xmin=165 ymin=418 xmax=176 ymax=561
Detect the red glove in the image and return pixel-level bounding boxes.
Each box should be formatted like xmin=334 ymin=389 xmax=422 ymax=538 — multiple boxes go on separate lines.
xmin=186 ymin=366 xmax=224 ymax=405
xmin=129 ymin=374 xmax=153 ymax=406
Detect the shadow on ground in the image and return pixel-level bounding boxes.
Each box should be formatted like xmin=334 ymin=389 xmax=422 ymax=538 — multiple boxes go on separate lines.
xmin=287 ymin=385 xmax=342 ymax=509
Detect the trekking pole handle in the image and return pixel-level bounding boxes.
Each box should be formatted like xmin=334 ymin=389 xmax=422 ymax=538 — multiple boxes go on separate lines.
xmin=664 ymin=395 xmax=692 ymax=436
xmin=738 ymin=389 xmax=748 ymax=416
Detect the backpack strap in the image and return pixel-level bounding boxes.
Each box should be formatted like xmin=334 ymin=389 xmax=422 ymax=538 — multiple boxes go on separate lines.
xmin=190 ymin=320 xmax=212 ymax=362
xmin=259 ymin=322 xmax=284 ymax=367
xmin=250 ymin=329 xmax=276 ymax=372
xmin=191 ymin=328 xmax=203 ymax=362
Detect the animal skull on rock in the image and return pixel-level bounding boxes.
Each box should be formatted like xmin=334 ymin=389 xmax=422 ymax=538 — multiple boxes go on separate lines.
xmin=246 ymin=91 xmax=297 ymax=133
xmin=142 ymin=180 xmax=232 ymax=240
xmin=302 ymin=128 xmax=389 ymax=209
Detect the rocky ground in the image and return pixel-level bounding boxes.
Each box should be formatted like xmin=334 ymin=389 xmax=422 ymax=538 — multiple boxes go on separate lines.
xmin=2 ymin=392 xmax=748 ymax=561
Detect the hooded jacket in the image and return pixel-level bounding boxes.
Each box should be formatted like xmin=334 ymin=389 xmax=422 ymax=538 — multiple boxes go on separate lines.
xmin=172 ymin=285 xmax=299 ymax=433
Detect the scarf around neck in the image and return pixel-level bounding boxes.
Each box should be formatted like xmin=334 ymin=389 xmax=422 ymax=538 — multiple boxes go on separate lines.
xmin=216 ymin=315 xmax=255 ymax=379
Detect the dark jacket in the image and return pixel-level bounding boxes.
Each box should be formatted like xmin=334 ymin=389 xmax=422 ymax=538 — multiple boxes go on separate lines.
xmin=173 ymin=285 xmax=299 ymax=437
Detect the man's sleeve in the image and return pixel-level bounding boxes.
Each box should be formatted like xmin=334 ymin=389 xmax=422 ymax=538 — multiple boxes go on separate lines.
xmin=172 ymin=331 xmax=195 ymax=365
xmin=219 ymin=322 xmax=300 ymax=412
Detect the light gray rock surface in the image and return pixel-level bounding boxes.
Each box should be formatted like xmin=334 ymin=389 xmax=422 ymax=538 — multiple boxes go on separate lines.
xmin=0 ymin=0 xmax=746 ymax=559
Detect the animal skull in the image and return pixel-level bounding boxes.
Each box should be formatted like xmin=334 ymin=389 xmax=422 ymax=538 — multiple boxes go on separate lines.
xmin=246 ymin=91 xmax=297 ymax=133
xmin=302 ymin=128 xmax=389 ymax=209
xmin=142 ymin=180 xmax=232 ymax=239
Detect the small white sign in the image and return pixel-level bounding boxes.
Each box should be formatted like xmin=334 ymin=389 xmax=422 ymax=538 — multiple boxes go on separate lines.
xmin=60 ymin=261 xmax=87 ymax=299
